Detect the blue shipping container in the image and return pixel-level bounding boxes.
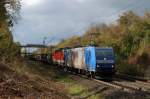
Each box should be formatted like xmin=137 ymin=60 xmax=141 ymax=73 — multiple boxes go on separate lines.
xmin=85 ymin=47 xmax=96 ymax=72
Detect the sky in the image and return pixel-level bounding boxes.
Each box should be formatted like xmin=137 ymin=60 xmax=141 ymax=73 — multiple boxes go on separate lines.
xmin=12 ymin=0 xmax=150 ymax=45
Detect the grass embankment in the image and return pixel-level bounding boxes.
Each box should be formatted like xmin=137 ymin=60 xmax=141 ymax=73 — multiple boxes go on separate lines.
xmin=24 ymin=61 xmax=103 ymax=99
xmin=1 ymin=60 xmax=149 ymax=99
xmin=0 ymin=60 xmax=69 ymax=98
xmin=18 ymin=60 xmax=105 ymax=99
xmin=67 ymin=85 xmax=103 ymax=99
xmin=19 ymin=61 xmax=150 ymax=98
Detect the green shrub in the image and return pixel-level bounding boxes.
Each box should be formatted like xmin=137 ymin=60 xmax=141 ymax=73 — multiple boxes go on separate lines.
xmin=116 ymin=63 xmax=144 ymax=76
xmin=68 ymin=85 xmax=88 ymax=96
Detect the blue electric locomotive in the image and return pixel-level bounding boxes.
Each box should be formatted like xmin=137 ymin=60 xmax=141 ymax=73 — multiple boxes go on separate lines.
xmin=85 ymin=47 xmax=115 ymax=75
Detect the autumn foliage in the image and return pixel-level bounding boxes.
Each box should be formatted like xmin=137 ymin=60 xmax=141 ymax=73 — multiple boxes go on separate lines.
xmin=0 ymin=0 xmax=20 ymax=62
xmin=57 ymin=11 xmax=150 ymax=77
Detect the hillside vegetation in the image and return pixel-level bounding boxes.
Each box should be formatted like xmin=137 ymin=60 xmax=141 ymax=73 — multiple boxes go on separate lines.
xmin=57 ymin=11 xmax=150 ymax=77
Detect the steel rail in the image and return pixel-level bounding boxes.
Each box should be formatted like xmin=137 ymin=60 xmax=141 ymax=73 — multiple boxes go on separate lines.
xmin=70 ymin=73 xmax=150 ymax=93
xmin=28 ymin=60 xmax=150 ymax=94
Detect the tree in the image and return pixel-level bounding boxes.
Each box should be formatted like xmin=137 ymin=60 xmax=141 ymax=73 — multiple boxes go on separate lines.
xmin=0 ymin=0 xmax=21 ymax=62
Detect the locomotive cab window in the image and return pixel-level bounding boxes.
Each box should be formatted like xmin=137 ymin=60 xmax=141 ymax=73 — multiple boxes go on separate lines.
xmin=96 ymin=49 xmax=114 ymax=59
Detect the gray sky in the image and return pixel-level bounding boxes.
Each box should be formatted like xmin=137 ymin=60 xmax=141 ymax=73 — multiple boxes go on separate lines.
xmin=13 ymin=0 xmax=150 ymax=45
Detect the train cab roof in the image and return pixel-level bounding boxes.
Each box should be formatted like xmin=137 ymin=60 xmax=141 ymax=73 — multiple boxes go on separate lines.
xmin=95 ymin=47 xmax=113 ymax=49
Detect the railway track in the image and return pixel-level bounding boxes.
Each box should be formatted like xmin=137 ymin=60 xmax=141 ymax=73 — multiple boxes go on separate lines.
xmin=64 ymin=72 xmax=150 ymax=99
xmin=49 ymin=63 xmax=150 ymax=94
xmin=115 ymin=73 xmax=149 ymax=82
xmin=112 ymin=77 xmax=150 ymax=92
xmin=31 ymin=61 xmax=150 ymax=95
xmin=71 ymin=73 xmax=150 ymax=94
xmin=94 ymin=76 xmax=150 ymax=93
xmin=52 ymin=65 xmax=150 ymax=94
xmin=93 ymin=78 xmax=150 ymax=94
xmin=93 ymin=78 xmax=136 ymax=92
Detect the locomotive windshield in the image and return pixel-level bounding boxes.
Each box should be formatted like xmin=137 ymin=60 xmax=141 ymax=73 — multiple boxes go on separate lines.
xmin=96 ymin=48 xmax=114 ymax=59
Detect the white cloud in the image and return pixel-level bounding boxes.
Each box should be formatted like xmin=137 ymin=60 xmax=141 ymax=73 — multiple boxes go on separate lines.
xmin=13 ymin=0 xmax=150 ymax=44
xmin=76 ymin=0 xmax=86 ymax=3
xmin=22 ymin=0 xmax=43 ymax=7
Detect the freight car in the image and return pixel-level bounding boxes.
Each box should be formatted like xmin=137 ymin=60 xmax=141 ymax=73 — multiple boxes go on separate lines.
xmin=53 ymin=46 xmax=115 ymax=77
xmin=30 ymin=54 xmax=51 ymax=63
xmin=52 ymin=49 xmax=64 ymax=65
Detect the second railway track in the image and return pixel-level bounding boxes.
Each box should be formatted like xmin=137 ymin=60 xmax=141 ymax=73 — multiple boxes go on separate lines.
xmin=52 ymin=64 xmax=150 ymax=94
xmin=71 ymin=73 xmax=150 ymax=94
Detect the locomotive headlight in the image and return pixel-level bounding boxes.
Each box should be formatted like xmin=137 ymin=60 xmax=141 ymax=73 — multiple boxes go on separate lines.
xmin=112 ymin=65 xmax=114 ymax=68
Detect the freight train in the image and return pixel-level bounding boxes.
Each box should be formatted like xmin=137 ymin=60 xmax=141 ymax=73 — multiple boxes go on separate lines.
xmin=30 ymin=46 xmax=115 ymax=77
xmin=52 ymin=46 xmax=115 ymax=77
